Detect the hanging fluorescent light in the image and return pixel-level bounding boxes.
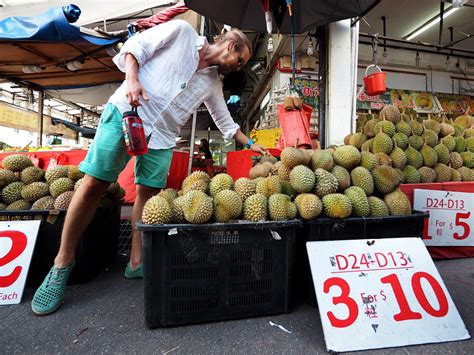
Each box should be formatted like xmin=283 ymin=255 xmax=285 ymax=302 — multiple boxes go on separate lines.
xmin=307 ymin=38 xmax=314 ymax=56
xmin=406 ymin=7 xmax=459 ymax=41
xmin=445 ymin=56 xmax=451 ymax=71
xmin=66 ymin=60 xmax=84 ymax=71
xmin=415 ymin=51 xmax=421 ymax=67
xmin=22 ymin=65 xmax=44 ymax=74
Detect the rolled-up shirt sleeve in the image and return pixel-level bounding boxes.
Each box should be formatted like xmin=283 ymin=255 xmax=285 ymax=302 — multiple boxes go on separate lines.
xmin=113 ymin=19 xmax=189 ymax=71
xmin=204 ymin=88 xmax=240 ymax=140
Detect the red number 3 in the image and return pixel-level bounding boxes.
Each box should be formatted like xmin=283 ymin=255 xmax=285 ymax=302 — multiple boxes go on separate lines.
xmin=323 ymin=277 xmax=359 ymax=328
xmin=0 ymin=230 xmax=28 ymax=287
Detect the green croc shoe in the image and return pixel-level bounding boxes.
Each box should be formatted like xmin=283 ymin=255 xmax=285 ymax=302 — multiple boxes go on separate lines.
xmin=31 ymin=262 xmax=75 ymax=316
xmin=124 ymin=262 xmax=143 ymax=279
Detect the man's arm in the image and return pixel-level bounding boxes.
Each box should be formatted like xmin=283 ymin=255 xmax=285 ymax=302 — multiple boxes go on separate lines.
xmin=124 ymin=53 xmax=149 ymax=107
xmin=234 ymin=129 xmax=266 ymax=155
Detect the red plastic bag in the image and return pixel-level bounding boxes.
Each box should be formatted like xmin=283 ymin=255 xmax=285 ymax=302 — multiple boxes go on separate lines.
xmin=276 ymin=104 xmax=312 ymax=148
xmin=27 ymin=153 xmax=43 ymax=168
xmin=47 ymin=152 xmax=68 ymax=169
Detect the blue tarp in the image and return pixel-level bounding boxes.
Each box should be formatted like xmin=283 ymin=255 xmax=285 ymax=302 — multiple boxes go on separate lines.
xmin=0 ymin=4 xmax=119 ymax=46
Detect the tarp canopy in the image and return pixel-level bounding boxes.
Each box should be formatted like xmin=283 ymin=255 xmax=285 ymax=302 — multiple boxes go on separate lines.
xmin=0 ymin=5 xmax=124 ymax=90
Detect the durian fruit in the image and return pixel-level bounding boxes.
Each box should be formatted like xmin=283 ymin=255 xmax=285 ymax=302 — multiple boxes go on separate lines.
xmin=249 ymin=163 xmax=271 ymax=179
xmin=0 ymin=203 xmax=6 ymax=210
xmin=67 ymin=165 xmax=85 ymax=180
xmin=45 ymin=166 xmax=69 ymax=183
xmin=260 ymin=155 xmax=278 ymax=164
xmin=331 ymin=165 xmax=351 ymax=191
xmin=373 ymin=129 xmax=393 ymax=155
xmin=277 ymin=163 xmax=291 ymax=181
xmin=409 ymin=117 xmax=424 ymax=136
xmin=374 ymin=119 xmax=396 ymax=137
xmin=384 ymin=190 xmax=412 ymax=216
xmin=403 ymin=166 xmax=421 ymax=184
xmin=322 ymin=193 xmax=352 ymax=218
xmin=372 ymin=166 xmax=400 ymax=195
xmin=453 ymin=136 xmax=466 ymax=153
xmin=311 ymin=150 xmax=334 ymax=171
xmin=349 ymin=132 xmax=368 ymax=149
xmin=450 ymin=168 xmax=462 ymax=182
xmin=280 ymin=147 xmax=304 ymax=168
xmin=270 ymin=161 xmax=281 ymax=175
xmin=360 ymin=150 xmax=377 ymax=171
xmin=421 ymin=129 xmax=438 ymax=147
xmin=31 ymin=196 xmax=56 ymax=210
xmin=171 ymin=196 xmax=186 ymax=223
xmin=182 ymin=190 xmax=213 ymax=224
xmin=158 ymin=188 xmax=178 ymax=203
xmin=392 ymin=132 xmax=409 ymax=150
xmin=405 ymin=145 xmax=423 ymax=169
xmin=209 ymin=173 xmax=233 ymax=197
xmin=0 ymin=168 xmax=17 ymax=188
xmin=420 ymin=142 xmax=438 ymax=168
xmin=1 ymin=154 xmax=33 ymax=172
xmin=361 ymin=138 xmax=374 ymax=152
xmin=454 ymin=111 xmax=473 ymax=129
xmin=105 ymin=182 xmax=121 ymax=196
xmin=434 ymin=163 xmax=452 ymax=182
xmin=375 ymin=152 xmax=392 ymax=167
xmin=20 ymin=166 xmax=44 ymax=184
xmin=243 ymin=193 xmax=267 ymax=221
xmin=300 ymin=149 xmax=313 ymax=166
xmin=234 ymin=178 xmax=256 ymax=201
xmin=294 ymin=193 xmax=322 ymax=220
xmin=434 ymin=143 xmax=450 ymax=165
xmin=182 ymin=171 xmax=210 ymax=194
xmin=465 ymin=127 xmax=474 ymax=138
xmin=363 ymin=119 xmax=380 ymax=138
xmin=396 ymin=119 xmax=412 ymax=137
xmin=74 ymin=177 xmax=84 ymax=191
xmin=333 ymin=145 xmax=361 ymax=170
xmin=423 ymin=117 xmax=441 ymax=135
xmin=419 ymin=167 xmax=437 ymax=183
xmin=343 ymin=133 xmax=352 ymax=145
xmin=289 ymin=165 xmax=315 ymax=193
xmin=452 ymin=121 xmax=465 ymax=137
xmin=54 ymin=191 xmax=75 ymax=210
xmin=314 ymin=168 xmax=338 ymax=198
xmin=268 ymin=194 xmax=296 ymax=221
xmin=460 ymin=150 xmax=474 ymax=168
xmin=368 ymin=196 xmax=389 ymax=217
xmin=449 ymin=152 xmax=464 ymax=169
xmin=441 ymin=135 xmax=456 ymax=152
xmin=49 ymin=177 xmax=74 ymax=198
xmin=344 ymin=186 xmax=370 ymax=217
xmin=6 ymin=199 xmax=32 ymax=211
xmin=213 ymin=189 xmax=242 ymax=222
xmin=439 ymin=118 xmax=455 ymax=137
xmin=389 ymin=142 xmax=407 ymax=170
xmin=380 ymin=105 xmax=401 ymax=124
xmin=256 ymin=175 xmax=282 ymax=197
xmin=466 ymin=137 xmax=474 ymax=152
xmin=458 ymin=166 xmax=474 ymax=181
xmin=21 ymin=182 xmax=49 ymax=202
xmin=280 ymin=180 xmax=297 ymax=198
xmin=350 ymin=167 xmax=374 ymax=196
xmin=408 ymin=135 xmax=424 ymax=150
xmin=1 ymin=181 xmax=25 ymax=204
xmin=142 ymin=195 xmax=173 ymax=224
xmin=394 ymin=168 xmax=406 ymax=184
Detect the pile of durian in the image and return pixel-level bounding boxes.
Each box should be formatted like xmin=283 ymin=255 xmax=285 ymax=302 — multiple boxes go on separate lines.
xmin=351 ymin=105 xmax=473 ymax=183
xmin=0 ymin=154 xmax=124 ymax=211
xmin=142 ymin=143 xmax=416 ymax=225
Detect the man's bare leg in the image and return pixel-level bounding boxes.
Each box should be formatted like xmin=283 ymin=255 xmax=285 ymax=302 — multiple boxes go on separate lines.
xmin=54 ymin=174 xmax=110 ymax=267
xmin=129 ymin=184 xmax=159 ymax=269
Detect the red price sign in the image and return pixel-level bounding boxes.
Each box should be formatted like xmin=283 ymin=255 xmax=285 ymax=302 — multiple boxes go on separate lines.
xmin=414 ymin=189 xmax=473 ymax=246
xmin=0 ymin=220 xmax=40 ymax=305
xmin=307 ymin=238 xmax=470 ymax=352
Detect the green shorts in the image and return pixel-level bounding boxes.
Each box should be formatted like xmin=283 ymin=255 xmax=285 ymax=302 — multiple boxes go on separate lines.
xmin=79 ymin=104 xmax=173 ymax=188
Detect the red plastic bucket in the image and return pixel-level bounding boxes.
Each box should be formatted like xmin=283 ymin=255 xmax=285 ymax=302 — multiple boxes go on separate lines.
xmin=363 ymin=64 xmax=386 ymax=96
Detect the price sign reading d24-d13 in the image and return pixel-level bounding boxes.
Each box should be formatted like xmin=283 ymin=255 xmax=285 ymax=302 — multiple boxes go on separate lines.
xmin=307 ymin=238 xmax=470 ymax=353
xmin=413 ymin=189 xmax=473 ymax=246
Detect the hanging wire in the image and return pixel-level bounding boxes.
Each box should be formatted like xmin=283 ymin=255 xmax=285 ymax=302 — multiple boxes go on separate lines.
xmin=371 ymin=34 xmax=379 ymax=65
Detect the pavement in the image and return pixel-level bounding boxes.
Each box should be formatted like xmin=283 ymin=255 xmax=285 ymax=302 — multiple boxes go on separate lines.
xmin=2 ymin=257 xmax=474 ymax=354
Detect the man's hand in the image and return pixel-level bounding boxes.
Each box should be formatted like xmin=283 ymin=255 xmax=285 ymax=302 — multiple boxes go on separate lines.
xmin=250 ymin=143 xmax=266 ymax=155
xmin=125 ymin=79 xmax=149 ymax=107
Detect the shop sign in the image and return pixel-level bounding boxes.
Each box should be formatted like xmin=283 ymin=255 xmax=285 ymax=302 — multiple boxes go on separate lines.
xmin=356 ymin=86 xmax=391 ymax=110
xmin=414 ymin=189 xmax=473 ymax=246
xmin=0 ymin=220 xmax=40 ymax=305
xmin=307 ymin=238 xmax=470 ymax=352
xmin=293 ymin=78 xmax=320 ymax=109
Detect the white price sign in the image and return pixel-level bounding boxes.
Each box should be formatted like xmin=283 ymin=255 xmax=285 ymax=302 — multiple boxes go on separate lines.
xmin=413 ymin=189 xmax=473 ymax=246
xmin=307 ymin=238 xmax=470 ymax=352
xmin=0 ymin=220 xmax=40 ymax=305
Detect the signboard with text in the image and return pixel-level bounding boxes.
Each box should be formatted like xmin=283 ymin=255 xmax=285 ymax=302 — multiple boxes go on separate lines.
xmin=414 ymin=189 xmax=473 ymax=246
xmin=307 ymin=238 xmax=470 ymax=352
xmin=293 ymin=78 xmax=320 ymax=109
xmin=0 ymin=220 xmax=40 ymax=305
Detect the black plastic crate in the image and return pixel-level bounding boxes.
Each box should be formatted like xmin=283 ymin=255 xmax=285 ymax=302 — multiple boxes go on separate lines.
xmin=137 ymin=220 xmax=301 ymax=328
xmin=0 ymin=207 xmax=120 ymax=287
xmin=296 ymin=211 xmax=429 ymax=307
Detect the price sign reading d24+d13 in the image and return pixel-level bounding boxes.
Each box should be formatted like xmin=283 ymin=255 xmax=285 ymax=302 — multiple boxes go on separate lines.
xmin=307 ymin=238 xmax=470 ymax=352
xmin=413 ymin=189 xmax=473 ymax=246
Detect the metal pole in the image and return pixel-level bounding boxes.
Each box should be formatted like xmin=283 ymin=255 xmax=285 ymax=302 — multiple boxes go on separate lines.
xmin=187 ymin=15 xmax=206 ymax=175
xmin=317 ymin=26 xmax=328 ymax=149
xmin=351 ymin=21 xmax=360 ymax=134
xmin=37 ymin=90 xmax=44 ymax=146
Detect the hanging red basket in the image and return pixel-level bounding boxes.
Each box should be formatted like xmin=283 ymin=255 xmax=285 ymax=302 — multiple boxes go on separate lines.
xmin=363 ymin=64 xmax=386 ymax=96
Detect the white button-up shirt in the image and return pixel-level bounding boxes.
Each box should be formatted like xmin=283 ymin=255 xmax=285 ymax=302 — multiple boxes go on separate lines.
xmin=109 ymin=19 xmax=240 ymax=150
